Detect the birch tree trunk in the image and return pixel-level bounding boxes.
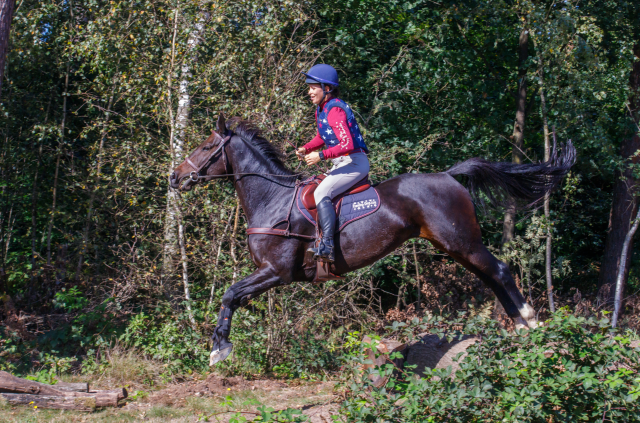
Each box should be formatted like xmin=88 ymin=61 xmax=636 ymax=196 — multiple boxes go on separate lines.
xmin=161 ymin=8 xmax=181 ymax=288
xmin=161 ymin=9 xmax=206 ymax=326
xmin=161 ymin=9 xmax=205 ymax=288
xmin=612 ymin=209 xmax=640 ymax=328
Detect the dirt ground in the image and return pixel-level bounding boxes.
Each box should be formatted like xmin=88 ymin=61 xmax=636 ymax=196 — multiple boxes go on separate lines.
xmin=0 ymin=374 xmax=341 ymax=422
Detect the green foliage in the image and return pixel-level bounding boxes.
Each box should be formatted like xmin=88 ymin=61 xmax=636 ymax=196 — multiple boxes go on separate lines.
xmin=52 ymin=287 xmax=89 ymax=311
xmin=119 ymin=311 xmax=209 ymax=372
xmin=342 ymin=312 xmax=640 ymax=422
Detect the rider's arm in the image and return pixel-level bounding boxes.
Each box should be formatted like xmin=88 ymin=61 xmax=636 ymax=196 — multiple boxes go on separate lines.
xmin=321 ymin=107 xmax=355 ymax=160
xmin=302 ymin=132 xmax=325 ymax=153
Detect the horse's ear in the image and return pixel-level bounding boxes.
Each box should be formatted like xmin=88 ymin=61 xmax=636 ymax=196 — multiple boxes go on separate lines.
xmin=217 ymin=113 xmax=226 ymax=135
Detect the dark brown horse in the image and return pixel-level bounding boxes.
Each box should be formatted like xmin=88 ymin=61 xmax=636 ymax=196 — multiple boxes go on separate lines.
xmin=170 ymin=115 xmax=575 ymax=366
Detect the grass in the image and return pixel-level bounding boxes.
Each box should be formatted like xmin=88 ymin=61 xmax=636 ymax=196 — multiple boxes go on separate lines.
xmin=1 ymin=347 xmax=340 ymax=422
xmin=0 ymin=383 xmax=338 ymax=422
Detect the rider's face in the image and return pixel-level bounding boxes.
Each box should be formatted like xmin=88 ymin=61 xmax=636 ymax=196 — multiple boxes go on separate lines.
xmin=307 ymin=84 xmax=328 ymax=105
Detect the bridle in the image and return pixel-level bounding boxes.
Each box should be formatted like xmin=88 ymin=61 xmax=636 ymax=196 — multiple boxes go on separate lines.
xmin=179 ymin=132 xmax=304 ymax=188
xmin=184 ymin=133 xmax=233 ymax=183
xmin=178 ymin=130 xmax=316 ymax=241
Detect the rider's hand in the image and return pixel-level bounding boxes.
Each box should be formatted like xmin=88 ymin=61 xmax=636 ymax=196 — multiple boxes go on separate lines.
xmin=305 ymin=152 xmax=321 ymax=166
xmin=296 ymin=147 xmax=306 ymax=160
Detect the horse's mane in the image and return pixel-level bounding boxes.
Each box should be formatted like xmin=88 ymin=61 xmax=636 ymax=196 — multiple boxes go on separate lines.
xmin=227 ymin=117 xmax=291 ymax=175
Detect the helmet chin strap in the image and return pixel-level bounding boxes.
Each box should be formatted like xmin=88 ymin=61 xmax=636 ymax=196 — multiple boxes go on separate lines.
xmin=319 ymin=82 xmax=334 ymax=104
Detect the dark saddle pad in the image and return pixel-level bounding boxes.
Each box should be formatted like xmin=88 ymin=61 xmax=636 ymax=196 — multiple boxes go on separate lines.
xmin=297 ymin=175 xmax=381 ymax=230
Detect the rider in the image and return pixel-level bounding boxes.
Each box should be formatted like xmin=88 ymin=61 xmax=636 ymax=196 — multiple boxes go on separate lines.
xmin=296 ymin=64 xmax=370 ymax=263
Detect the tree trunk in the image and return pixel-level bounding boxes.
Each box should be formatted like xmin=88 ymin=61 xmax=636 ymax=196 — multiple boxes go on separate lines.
xmin=46 ymin=62 xmax=71 ymax=266
xmin=539 ymin=60 xmax=555 ymax=313
xmin=29 ymin=142 xmax=43 ymax=284
xmin=161 ymin=9 xmax=205 ymax=289
xmin=30 ymin=92 xmax=53 ymax=283
xmin=502 ymin=24 xmax=529 ymax=246
xmin=612 ymin=208 xmax=640 ymax=328
xmin=76 ymin=79 xmax=118 ymax=279
xmin=598 ymin=44 xmax=640 ymax=305
xmin=174 ymin=197 xmax=196 ymax=327
xmin=161 ymin=9 xmax=205 ymax=325
xmin=0 ymin=0 xmax=15 ymax=97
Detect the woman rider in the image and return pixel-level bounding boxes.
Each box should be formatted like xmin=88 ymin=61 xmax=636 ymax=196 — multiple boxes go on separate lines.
xmin=296 ymin=64 xmax=370 ymax=263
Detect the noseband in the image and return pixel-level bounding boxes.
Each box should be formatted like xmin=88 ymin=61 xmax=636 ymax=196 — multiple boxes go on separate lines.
xmin=184 ymin=134 xmax=232 ymax=183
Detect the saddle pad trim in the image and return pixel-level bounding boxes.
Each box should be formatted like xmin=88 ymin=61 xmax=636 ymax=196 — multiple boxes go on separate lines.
xmin=296 ymin=185 xmax=381 ymax=231
xmin=338 ymin=187 xmax=381 ymax=231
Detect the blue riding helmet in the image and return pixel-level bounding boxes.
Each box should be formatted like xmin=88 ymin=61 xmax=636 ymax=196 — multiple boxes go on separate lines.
xmin=302 ymin=64 xmax=339 ymax=86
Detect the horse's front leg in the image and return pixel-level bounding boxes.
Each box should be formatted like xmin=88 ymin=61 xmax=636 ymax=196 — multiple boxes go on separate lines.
xmin=210 ymin=264 xmax=283 ymax=366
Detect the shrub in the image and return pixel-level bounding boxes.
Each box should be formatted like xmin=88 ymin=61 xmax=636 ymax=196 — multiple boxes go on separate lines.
xmin=342 ymin=311 xmax=640 ymax=422
xmin=119 ymin=311 xmax=209 ymax=373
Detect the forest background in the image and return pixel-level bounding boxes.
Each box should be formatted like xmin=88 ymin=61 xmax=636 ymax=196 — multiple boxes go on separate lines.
xmin=1 ymin=0 xmax=640 ymax=389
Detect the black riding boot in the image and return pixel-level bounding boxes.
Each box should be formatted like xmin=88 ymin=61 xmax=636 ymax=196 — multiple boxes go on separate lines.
xmin=309 ymin=197 xmax=336 ymax=262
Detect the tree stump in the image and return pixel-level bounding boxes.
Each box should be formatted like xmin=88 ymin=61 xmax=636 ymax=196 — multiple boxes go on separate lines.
xmin=362 ymin=336 xmax=407 ymax=388
xmin=404 ymin=334 xmax=478 ymax=378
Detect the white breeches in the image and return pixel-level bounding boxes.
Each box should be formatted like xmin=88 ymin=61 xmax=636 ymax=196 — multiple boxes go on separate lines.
xmin=313 ymin=152 xmax=370 ymax=203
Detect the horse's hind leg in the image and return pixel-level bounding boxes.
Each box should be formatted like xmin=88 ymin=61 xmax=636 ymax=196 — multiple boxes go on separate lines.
xmin=449 ymin=247 xmax=537 ymax=328
xmin=423 ymin=220 xmax=537 ymax=328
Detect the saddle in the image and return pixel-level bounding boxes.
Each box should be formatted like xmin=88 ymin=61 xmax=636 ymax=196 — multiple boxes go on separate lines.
xmin=247 ymin=174 xmax=380 ymax=284
xmin=300 ymin=174 xmax=371 ymax=222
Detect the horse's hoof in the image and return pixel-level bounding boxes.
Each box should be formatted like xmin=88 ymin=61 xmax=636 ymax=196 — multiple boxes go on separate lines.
xmin=209 ymin=345 xmax=233 ymax=366
xmin=527 ymin=320 xmax=541 ymax=329
xmin=514 ymin=316 xmax=529 ymax=331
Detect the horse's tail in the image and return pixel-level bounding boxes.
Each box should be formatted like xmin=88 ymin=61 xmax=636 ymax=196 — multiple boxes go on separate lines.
xmin=445 ymin=140 xmax=576 ymax=208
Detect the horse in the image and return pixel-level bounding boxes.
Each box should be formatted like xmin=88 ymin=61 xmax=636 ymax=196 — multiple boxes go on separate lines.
xmin=169 ymin=114 xmax=576 ymax=366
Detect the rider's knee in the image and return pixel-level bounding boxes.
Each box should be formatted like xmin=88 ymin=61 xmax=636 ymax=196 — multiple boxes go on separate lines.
xmin=314 ymin=186 xmax=331 ymax=204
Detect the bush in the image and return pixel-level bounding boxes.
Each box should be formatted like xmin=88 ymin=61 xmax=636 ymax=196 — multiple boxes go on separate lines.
xmin=342 ymin=311 xmax=640 ymax=422
xmin=119 ymin=311 xmax=209 ymax=373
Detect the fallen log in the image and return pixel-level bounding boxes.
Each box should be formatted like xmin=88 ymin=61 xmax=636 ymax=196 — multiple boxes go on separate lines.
xmin=90 ymin=388 xmax=128 ymax=402
xmin=0 ymin=393 xmax=96 ymax=412
xmin=0 ymin=371 xmax=121 ymax=408
xmin=55 ymin=382 xmax=89 ymax=393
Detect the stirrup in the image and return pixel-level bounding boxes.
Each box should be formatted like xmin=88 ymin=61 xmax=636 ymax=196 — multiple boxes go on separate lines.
xmin=312 ymin=240 xmax=334 ymax=263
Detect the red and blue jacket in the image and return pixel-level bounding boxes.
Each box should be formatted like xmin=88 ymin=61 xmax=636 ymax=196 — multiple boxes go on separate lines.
xmin=303 ymin=98 xmax=368 ymax=159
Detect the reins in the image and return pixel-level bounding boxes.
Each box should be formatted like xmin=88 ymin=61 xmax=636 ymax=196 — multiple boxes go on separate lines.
xmin=183 ymin=133 xmax=304 ymax=184
xmin=179 ymin=132 xmax=315 ymax=240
